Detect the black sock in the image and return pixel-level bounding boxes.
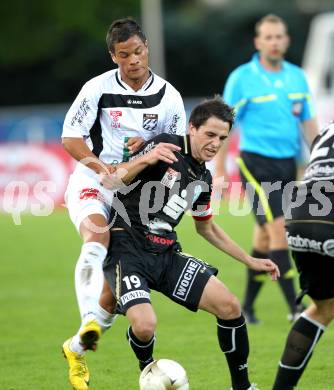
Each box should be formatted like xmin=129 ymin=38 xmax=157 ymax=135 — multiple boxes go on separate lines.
xmin=217 ymin=315 xmax=251 ymax=390
xmin=269 ymin=249 xmax=297 ymax=311
xmin=272 ymin=314 xmax=325 ymax=390
xmin=126 ymin=326 xmax=155 ymax=367
xmin=243 ymin=249 xmax=267 ymax=313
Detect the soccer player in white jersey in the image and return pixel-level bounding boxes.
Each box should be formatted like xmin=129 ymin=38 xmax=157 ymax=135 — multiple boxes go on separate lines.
xmin=61 ymin=18 xmax=186 ymax=390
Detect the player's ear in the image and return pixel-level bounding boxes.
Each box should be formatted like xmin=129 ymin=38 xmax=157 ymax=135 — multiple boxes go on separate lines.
xmin=110 ymin=51 xmax=117 ymax=65
xmin=188 ymin=122 xmax=196 ymax=136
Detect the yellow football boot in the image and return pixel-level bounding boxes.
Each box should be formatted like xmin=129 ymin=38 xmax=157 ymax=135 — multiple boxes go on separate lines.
xmin=62 ymin=338 xmax=89 ymax=390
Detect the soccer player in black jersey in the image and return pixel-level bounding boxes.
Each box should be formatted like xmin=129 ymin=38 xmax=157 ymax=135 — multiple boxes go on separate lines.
xmin=273 ymin=121 xmax=334 ymax=390
xmin=101 ymin=98 xmax=279 ymax=390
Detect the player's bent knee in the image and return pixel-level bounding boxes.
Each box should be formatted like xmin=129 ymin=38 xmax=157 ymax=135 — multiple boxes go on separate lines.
xmin=84 ymin=229 xmax=110 ymax=247
xmin=315 ymin=300 xmax=334 ymax=323
xmin=214 ymin=294 xmax=241 ymax=320
xmin=132 ymin=317 xmax=157 ymax=341
xmin=80 ymin=214 xmax=110 ymax=247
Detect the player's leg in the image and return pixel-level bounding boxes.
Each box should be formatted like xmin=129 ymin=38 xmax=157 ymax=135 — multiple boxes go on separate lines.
xmin=242 ymin=224 xmax=269 ymax=324
xmin=67 ymin=213 xmax=109 ymax=353
xmin=264 ymin=216 xmax=300 ymax=318
xmin=273 ymin=244 xmax=334 ymax=389
xmin=103 ymin=230 xmax=156 ymax=370
xmin=199 ymin=276 xmax=251 ymax=390
xmin=238 ymin=152 xmax=272 ymax=325
xmin=126 ymin=303 xmax=157 ymax=370
xmin=272 ymin=298 xmax=334 ymax=390
xmin=62 ymin=177 xmax=113 ymax=390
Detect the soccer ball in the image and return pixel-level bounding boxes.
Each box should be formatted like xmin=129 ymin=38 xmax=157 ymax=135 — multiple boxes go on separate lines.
xmin=139 ymin=359 xmax=189 ymax=390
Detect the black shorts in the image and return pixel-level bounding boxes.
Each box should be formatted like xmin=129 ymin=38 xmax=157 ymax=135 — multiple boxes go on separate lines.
xmin=286 ymin=221 xmax=334 ymax=300
xmin=238 ymin=151 xmax=296 ymax=226
xmin=103 ymin=231 xmax=218 ymax=314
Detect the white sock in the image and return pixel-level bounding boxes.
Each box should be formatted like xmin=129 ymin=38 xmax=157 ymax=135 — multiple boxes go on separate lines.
xmin=96 ymin=303 xmax=118 ymax=333
xmin=70 ymin=335 xmax=85 ymax=355
xmin=75 ymin=242 xmax=107 ymax=321
xmin=70 ymin=304 xmax=118 ymax=355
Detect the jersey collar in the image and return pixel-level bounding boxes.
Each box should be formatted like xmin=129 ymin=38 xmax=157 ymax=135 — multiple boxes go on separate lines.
xmin=183 ymin=135 xmax=206 ymax=173
xmin=116 ymin=69 xmax=154 ymax=92
xmin=251 ymin=52 xmax=286 ymax=74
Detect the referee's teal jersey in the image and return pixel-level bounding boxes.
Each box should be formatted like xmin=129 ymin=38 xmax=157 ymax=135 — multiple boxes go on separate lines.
xmin=223 ymin=53 xmax=316 ymax=158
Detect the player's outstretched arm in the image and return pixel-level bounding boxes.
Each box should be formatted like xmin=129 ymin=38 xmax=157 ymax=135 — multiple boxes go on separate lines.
xmin=100 ymin=142 xmax=181 ymax=189
xmin=194 ymin=218 xmax=280 ymax=280
xmin=62 ymin=137 xmax=113 ymax=175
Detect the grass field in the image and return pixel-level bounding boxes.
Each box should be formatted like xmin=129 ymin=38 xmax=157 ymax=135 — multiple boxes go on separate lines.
xmin=1 ymin=204 xmax=333 ymax=390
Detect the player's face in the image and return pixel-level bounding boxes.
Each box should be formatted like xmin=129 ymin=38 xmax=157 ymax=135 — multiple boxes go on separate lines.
xmin=111 ymin=35 xmax=149 ymax=90
xmin=255 ymin=21 xmax=289 ymax=65
xmin=189 ymin=117 xmax=230 ymax=162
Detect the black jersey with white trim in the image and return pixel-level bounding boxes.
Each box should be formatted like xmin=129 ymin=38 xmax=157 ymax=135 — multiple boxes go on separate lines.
xmin=302 ymin=121 xmax=334 ymax=186
xmin=62 ymin=69 xmax=186 ymax=177
xmin=289 ymin=121 xmax=334 ymax=222
xmin=111 ymin=133 xmax=213 ymax=237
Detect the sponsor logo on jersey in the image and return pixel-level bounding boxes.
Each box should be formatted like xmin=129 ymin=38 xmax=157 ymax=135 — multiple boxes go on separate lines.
xmin=145 ymin=234 xmax=175 ymax=246
xmin=127 ymin=98 xmax=142 ymax=105
xmin=286 ymin=232 xmax=322 ymax=252
xmin=143 ymin=113 xmax=158 ymax=131
xmin=120 ymin=290 xmax=150 ymax=305
xmin=110 ymin=110 xmax=122 ymax=128
xmin=161 ymin=167 xmax=179 ymax=189
xmin=130 ymin=141 xmax=155 ymax=160
xmin=168 ymin=114 xmax=180 ymax=134
xmin=173 ymin=259 xmax=201 ymax=301
xmin=71 ymin=98 xmax=91 ymax=126
xmin=147 ymin=217 xmax=173 ymax=234
xmin=322 ymin=239 xmax=334 ymax=257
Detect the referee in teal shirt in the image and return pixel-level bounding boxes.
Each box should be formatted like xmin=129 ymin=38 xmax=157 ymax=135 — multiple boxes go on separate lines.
xmin=217 ymin=14 xmax=318 ymax=324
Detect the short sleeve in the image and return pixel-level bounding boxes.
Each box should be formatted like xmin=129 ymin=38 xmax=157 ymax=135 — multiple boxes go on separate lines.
xmin=163 ymin=86 xmax=187 ymax=136
xmin=62 ymin=79 xmax=101 ymax=139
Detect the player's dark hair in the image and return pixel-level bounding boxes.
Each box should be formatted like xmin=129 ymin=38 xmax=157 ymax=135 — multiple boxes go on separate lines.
xmin=255 ymin=14 xmax=288 ymax=36
xmin=189 ymin=97 xmax=234 ymax=131
xmin=106 ymin=18 xmax=147 ymax=53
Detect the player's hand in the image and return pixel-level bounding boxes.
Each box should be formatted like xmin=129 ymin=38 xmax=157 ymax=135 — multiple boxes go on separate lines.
xmin=127 ymin=137 xmax=145 ymax=154
xmin=248 ymin=257 xmax=280 ymax=281
xmin=145 ymin=143 xmax=181 ymax=165
xmin=99 ymin=164 xmax=125 ymax=190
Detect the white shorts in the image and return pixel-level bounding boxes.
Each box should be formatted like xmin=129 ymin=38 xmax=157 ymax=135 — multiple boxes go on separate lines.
xmin=64 ymin=169 xmax=116 ymax=232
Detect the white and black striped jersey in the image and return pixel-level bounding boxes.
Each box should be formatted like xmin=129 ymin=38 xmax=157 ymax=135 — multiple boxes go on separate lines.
xmin=62 ymin=68 xmax=186 ymax=177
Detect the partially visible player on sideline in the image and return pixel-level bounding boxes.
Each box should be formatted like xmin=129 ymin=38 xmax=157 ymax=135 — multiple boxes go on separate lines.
xmin=273 ymin=121 xmax=334 ymax=389
xmin=61 ymin=18 xmax=186 ymax=390
xmin=102 ymin=98 xmax=279 ymax=390
xmin=216 ymin=14 xmax=318 ymax=323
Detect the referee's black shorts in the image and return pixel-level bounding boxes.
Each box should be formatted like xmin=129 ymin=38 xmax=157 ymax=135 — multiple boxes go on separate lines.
xmin=238 ymin=151 xmax=296 ymax=226
xmin=103 ymin=231 xmax=218 ymax=314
